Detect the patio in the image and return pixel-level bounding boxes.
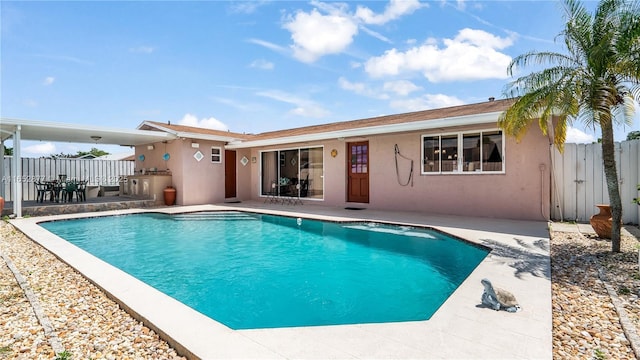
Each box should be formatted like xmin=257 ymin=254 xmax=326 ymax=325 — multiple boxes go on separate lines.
xmin=7 ymin=202 xmax=553 ymax=359
xmin=1 ymin=196 xmax=157 ymax=217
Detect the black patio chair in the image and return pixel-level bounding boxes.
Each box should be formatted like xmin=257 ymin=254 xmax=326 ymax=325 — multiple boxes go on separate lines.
xmin=35 ymin=182 xmax=51 ymax=203
xmin=62 ymin=182 xmax=77 ymax=202
xmin=74 ymin=180 xmax=87 ymax=202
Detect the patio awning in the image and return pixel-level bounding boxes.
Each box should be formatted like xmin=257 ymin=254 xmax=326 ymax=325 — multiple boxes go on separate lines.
xmin=0 ymin=118 xmax=175 ymax=145
xmin=0 ymin=118 xmax=177 ymax=218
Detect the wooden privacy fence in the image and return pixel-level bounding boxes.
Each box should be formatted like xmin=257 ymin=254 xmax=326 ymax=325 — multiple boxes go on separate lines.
xmin=551 ymin=139 xmax=640 ymax=225
xmin=1 ymin=156 xmax=134 ymax=201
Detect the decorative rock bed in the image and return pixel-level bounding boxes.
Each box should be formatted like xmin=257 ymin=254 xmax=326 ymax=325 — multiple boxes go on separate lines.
xmin=2 ymin=220 xmax=640 ymax=359
xmin=550 ymin=228 xmax=640 ymax=359
xmin=0 ymin=222 xmax=185 ymax=359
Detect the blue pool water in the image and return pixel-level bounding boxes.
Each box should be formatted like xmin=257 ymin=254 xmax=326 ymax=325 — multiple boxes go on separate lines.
xmin=40 ymin=212 xmax=488 ymax=329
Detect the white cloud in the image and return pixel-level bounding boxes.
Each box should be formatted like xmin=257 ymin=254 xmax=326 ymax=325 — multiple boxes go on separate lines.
xmin=383 ymin=80 xmax=422 ymax=96
xmin=283 ymin=8 xmax=358 ymax=63
xmin=257 ymin=90 xmax=330 ymax=118
xmin=364 ymin=28 xmax=513 ymax=82
xmin=248 ymin=38 xmax=287 ymax=52
xmin=229 ymin=0 xmax=270 ymax=14
xmin=390 ymin=94 xmax=465 ymax=112
xmin=359 ymin=26 xmax=393 ymax=44
xmin=250 ymin=59 xmax=274 ymax=70
xmin=23 ymin=142 xmax=56 ymax=157
xmin=212 ymin=97 xmax=254 ymax=111
xmin=281 ymin=0 xmax=425 ymax=63
xmin=355 ymin=0 xmax=425 ymax=25
xmin=565 ymin=126 xmax=596 ymax=144
xmin=289 ymin=104 xmax=331 ymax=118
xmin=129 ymin=46 xmax=155 ymax=54
xmin=453 ymin=28 xmax=513 ymax=49
xmin=43 ymin=76 xmax=55 ymax=86
xmin=338 ymin=77 xmax=389 ymax=99
xmin=177 ymin=113 xmax=229 ymax=131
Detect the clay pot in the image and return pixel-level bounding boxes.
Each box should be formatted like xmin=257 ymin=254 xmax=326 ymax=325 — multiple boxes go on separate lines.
xmin=590 ymin=204 xmax=614 ymax=239
xmin=0 ymin=196 xmax=4 ymax=215
xmin=163 ymin=186 xmax=176 ymax=206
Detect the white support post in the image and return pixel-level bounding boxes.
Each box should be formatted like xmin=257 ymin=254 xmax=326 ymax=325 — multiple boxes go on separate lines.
xmin=13 ymin=125 xmax=22 ymax=218
xmin=0 ymin=139 xmax=4 ymax=199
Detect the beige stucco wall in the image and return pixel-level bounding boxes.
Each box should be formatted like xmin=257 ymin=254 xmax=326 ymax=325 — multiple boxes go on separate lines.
xmin=234 ymin=148 xmax=252 ymax=201
xmin=136 ymin=122 xmax=551 ymax=221
xmin=361 ymin=127 xmax=551 ymax=220
xmin=243 ymin=124 xmax=551 ymax=221
xmin=135 ymin=139 xmax=229 ymax=205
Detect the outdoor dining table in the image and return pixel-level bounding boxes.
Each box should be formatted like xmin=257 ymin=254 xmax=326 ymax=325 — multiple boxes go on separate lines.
xmin=38 ymin=180 xmax=87 ymax=203
xmin=64 ymin=180 xmax=88 ymax=202
xmin=43 ymin=180 xmax=64 ymax=203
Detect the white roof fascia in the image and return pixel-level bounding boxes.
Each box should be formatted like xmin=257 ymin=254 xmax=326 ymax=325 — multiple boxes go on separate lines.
xmin=226 ymin=111 xmax=502 ymax=149
xmin=138 ymin=121 xmax=243 ymax=143
xmin=174 ymin=132 xmax=246 ymax=143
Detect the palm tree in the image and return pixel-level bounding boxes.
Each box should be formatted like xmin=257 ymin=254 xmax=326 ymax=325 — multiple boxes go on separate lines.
xmin=498 ymin=0 xmax=640 ymax=252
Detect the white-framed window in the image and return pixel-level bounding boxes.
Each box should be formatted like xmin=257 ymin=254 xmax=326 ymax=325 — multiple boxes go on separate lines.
xmin=211 ymin=146 xmax=222 ymax=163
xmin=421 ymin=129 xmax=504 ymax=174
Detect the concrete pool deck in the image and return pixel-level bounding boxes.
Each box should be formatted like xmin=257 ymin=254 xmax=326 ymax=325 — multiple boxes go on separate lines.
xmin=9 ymin=202 xmax=552 ymax=359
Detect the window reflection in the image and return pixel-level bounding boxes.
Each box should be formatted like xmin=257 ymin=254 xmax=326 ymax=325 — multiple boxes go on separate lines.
xmin=261 ymin=147 xmax=323 ymax=199
xmin=422 ymin=130 xmax=503 ymax=174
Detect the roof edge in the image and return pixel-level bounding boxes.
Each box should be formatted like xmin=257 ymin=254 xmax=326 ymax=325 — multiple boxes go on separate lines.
xmin=138 ymin=121 xmax=249 ymax=143
xmin=226 ymin=111 xmax=502 ymax=149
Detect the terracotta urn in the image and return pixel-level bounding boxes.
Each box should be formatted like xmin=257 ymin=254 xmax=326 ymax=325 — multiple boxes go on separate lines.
xmin=590 ymin=204 xmax=614 ymax=239
xmin=163 ymin=186 xmax=176 ymax=206
xmin=0 ymin=196 xmax=4 ymax=215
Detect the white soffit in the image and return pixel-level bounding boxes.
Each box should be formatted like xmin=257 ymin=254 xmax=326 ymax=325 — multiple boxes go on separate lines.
xmin=0 ymin=118 xmax=174 ymax=145
xmin=226 ymin=111 xmax=502 ymax=149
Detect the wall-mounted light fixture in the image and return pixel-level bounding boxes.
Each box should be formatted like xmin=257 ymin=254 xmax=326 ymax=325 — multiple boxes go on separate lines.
xmin=191 ymin=142 xmax=200 ymax=148
xmin=147 ymin=145 xmax=155 ymax=150
xmin=90 ymin=136 xmax=102 ymax=142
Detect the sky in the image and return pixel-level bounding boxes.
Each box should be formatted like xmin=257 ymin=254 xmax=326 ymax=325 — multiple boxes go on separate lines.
xmin=2 ymin=0 xmax=639 ymax=157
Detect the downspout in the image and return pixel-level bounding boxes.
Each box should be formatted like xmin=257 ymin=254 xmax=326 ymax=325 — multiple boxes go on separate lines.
xmin=547 ymin=116 xmax=563 ymax=222
xmin=550 ymin=144 xmax=563 ymax=222
xmin=540 ymin=163 xmax=548 ymax=220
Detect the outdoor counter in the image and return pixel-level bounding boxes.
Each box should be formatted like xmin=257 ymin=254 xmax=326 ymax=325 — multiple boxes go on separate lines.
xmin=122 ymin=174 xmax=172 ymax=205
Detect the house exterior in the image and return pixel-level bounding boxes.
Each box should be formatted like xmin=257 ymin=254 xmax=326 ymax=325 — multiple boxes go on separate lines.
xmin=135 ymin=98 xmax=552 ymax=221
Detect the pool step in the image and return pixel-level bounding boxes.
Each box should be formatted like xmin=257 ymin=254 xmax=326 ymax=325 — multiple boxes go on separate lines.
xmin=171 ymin=212 xmax=258 ymax=221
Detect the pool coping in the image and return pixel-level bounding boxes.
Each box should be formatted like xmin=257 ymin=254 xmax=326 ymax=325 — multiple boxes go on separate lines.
xmin=10 ymin=204 xmax=552 ymax=359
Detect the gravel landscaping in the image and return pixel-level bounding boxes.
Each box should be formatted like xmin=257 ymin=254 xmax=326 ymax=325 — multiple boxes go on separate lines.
xmin=1 ymin=220 xmax=640 ymax=359
xmin=550 ymin=226 xmax=640 ymax=360
xmin=0 ymin=222 xmax=185 ymax=360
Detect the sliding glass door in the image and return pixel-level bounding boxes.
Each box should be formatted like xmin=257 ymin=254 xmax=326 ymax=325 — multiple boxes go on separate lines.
xmin=300 ymin=147 xmax=323 ymax=199
xmin=260 ymin=147 xmax=323 ymax=199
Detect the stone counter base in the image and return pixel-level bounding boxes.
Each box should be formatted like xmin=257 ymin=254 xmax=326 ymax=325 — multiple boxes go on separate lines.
xmin=2 ymin=199 xmax=157 ymax=217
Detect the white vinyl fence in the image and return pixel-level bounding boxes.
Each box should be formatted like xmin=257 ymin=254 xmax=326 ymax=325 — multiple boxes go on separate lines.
xmin=1 ymin=156 xmax=134 ymax=201
xmin=551 ymin=139 xmax=640 ymax=225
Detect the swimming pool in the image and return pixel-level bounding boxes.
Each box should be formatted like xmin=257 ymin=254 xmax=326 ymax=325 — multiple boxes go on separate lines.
xmin=41 ymin=211 xmax=489 ymax=330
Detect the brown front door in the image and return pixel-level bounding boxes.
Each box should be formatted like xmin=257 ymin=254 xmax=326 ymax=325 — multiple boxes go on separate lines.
xmin=225 ymin=150 xmax=237 ymax=198
xmin=347 ymin=141 xmax=369 ymax=203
